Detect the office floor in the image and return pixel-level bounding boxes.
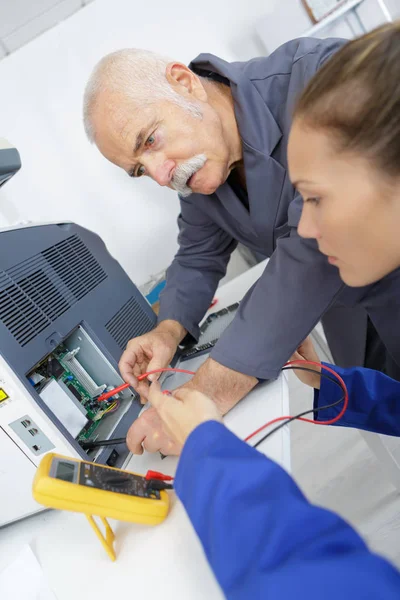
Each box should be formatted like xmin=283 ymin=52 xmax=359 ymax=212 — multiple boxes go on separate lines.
xmin=288 ymin=371 xmax=400 ymax=569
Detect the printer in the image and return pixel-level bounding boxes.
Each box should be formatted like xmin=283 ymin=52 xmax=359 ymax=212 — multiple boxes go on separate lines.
xmin=0 ymin=140 xmax=160 ymax=526
xmin=0 ymin=141 xmax=239 ymax=527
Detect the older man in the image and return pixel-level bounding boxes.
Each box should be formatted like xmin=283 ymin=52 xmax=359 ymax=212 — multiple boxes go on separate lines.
xmin=83 ymin=37 xmax=400 ymax=455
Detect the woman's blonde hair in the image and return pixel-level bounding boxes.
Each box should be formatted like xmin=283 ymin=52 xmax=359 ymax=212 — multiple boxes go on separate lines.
xmin=295 ymin=22 xmax=400 ymax=176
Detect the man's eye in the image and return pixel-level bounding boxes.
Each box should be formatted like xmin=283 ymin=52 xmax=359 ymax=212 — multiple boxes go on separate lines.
xmin=306 ymin=197 xmax=320 ymax=205
xmin=147 ymin=134 xmax=155 ymax=146
xmin=136 ymin=165 xmax=146 ymax=177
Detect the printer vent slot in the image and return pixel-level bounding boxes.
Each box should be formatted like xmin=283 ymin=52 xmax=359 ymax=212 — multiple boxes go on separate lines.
xmin=0 ymin=277 xmax=50 ymax=346
xmin=106 ymin=296 xmax=154 ymax=349
xmin=0 ymin=235 xmax=107 ymax=346
xmin=42 ymin=235 xmax=107 ymax=300
xmin=18 ymin=269 xmax=70 ymax=321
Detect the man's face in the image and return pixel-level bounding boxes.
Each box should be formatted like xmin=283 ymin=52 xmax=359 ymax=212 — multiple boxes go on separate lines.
xmin=93 ymin=91 xmax=233 ymax=197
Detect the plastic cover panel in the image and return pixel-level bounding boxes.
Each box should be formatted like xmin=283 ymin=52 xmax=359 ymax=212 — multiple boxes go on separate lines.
xmin=0 ymin=234 xmax=107 ymax=346
xmin=106 ymin=295 xmax=154 ymax=350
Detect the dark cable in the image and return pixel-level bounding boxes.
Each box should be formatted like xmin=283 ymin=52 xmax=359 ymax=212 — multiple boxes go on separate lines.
xmin=282 ymin=365 xmax=340 ymax=387
xmin=146 ymin=480 xmax=174 ymax=491
xmin=80 ymin=437 xmax=126 ymax=450
xmin=253 ymin=366 xmax=345 ymax=449
xmin=253 ymin=395 xmax=344 ymax=448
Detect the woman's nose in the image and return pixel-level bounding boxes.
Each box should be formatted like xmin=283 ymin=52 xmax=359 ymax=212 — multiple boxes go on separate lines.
xmin=298 ymin=205 xmax=320 ymax=240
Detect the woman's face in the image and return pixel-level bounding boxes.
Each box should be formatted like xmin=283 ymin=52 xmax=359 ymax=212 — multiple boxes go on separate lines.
xmin=288 ymin=119 xmax=400 ymax=287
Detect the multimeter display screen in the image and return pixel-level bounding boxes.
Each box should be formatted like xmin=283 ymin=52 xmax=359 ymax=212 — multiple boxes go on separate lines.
xmin=56 ymin=461 xmax=77 ymax=483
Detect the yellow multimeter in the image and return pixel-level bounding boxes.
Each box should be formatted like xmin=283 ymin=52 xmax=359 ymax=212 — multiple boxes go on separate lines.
xmin=33 ymin=453 xmax=170 ymax=561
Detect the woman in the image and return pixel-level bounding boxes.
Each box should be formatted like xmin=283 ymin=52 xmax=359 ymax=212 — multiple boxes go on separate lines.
xmin=149 ymin=24 xmax=400 ymax=598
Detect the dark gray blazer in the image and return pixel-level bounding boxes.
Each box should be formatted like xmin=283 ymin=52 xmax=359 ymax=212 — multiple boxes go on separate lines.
xmin=158 ymin=38 xmax=400 ymax=379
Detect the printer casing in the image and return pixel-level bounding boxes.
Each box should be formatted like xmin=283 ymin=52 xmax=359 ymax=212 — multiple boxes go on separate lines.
xmin=0 ymin=222 xmax=157 ymax=526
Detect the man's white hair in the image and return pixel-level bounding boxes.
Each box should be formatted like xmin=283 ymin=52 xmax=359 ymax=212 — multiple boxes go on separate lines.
xmin=83 ymin=48 xmax=202 ymax=143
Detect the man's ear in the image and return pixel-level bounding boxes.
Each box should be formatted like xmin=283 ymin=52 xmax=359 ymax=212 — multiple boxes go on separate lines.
xmin=165 ymin=62 xmax=208 ymax=102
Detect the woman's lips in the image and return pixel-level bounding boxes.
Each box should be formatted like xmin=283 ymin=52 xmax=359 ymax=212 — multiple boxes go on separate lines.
xmin=328 ymin=256 xmax=338 ymax=265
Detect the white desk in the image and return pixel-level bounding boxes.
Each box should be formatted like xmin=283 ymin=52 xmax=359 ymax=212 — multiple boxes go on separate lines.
xmin=0 ymin=261 xmax=289 ymax=600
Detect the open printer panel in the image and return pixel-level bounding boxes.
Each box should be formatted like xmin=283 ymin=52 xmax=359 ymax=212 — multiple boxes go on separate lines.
xmin=26 ymin=324 xmax=135 ymax=464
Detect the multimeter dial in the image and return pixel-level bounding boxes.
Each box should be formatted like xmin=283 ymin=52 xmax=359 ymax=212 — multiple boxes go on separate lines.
xmin=51 ymin=458 xmax=160 ymax=499
xmin=88 ymin=467 xmax=137 ymax=493
xmin=79 ymin=462 xmax=160 ymax=499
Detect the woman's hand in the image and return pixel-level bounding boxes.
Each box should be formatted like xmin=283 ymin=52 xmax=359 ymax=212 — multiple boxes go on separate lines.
xmin=289 ymin=337 xmax=322 ymax=389
xmin=148 ymin=382 xmax=222 ymax=450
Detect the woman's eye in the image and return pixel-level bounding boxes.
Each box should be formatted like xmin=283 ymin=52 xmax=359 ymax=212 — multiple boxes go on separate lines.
xmin=306 ymin=197 xmax=321 ymax=205
xmin=147 ymin=134 xmax=155 ymax=146
xmin=137 ymin=165 xmax=146 ymax=177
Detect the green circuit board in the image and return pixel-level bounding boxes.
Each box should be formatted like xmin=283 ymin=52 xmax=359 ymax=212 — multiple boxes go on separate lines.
xmin=57 ymin=367 xmax=99 ymax=420
xmin=55 ymin=354 xmax=110 ymax=441
xmin=29 ymin=347 xmax=115 ymax=442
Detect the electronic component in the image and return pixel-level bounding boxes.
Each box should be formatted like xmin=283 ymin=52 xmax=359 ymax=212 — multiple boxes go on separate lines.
xmin=39 ymin=379 xmax=88 ymax=438
xmin=65 ymin=381 xmax=83 ymax=402
xmin=59 ymin=348 xmax=106 ymax=398
xmin=199 ymin=301 xmax=239 ymax=340
xmin=180 ymin=302 xmax=239 ymax=359
xmin=9 ymin=415 xmax=55 ymax=456
xmin=33 ymin=453 xmax=170 ymax=560
xmin=49 ymin=358 xmax=65 ymax=379
xmin=27 ymin=343 xmax=124 ymax=445
xmin=180 ymin=341 xmax=216 ymax=359
xmin=106 ymin=449 xmax=119 ymax=467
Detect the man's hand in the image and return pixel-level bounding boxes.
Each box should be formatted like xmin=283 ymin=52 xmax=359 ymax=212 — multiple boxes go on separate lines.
xmin=289 ymin=337 xmax=321 ymax=389
xmin=119 ymin=320 xmax=187 ymax=401
xmin=125 ymin=357 xmax=256 ymax=455
xmin=184 ymin=357 xmax=258 ymax=415
xmin=148 ymin=382 xmax=222 ymax=451
xmin=126 ymin=406 xmax=181 ymax=455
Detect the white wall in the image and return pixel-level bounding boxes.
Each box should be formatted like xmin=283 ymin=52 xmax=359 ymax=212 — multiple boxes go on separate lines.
xmin=0 ymin=0 xmax=398 ymax=285
xmin=0 ymin=0 xmax=273 ymax=285
xmin=256 ymin=0 xmax=400 ymax=54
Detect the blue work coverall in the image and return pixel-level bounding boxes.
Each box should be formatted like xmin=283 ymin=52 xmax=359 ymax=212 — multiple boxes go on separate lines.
xmin=174 ymin=366 xmax=400 ymax=598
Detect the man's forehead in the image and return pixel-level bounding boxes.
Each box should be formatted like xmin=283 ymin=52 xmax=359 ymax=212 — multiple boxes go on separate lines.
xmin=97 ymin=91 xmax=148 ymax=132
xmin=108 ymin=103 xmax=139 ymax=138
xmin=93 ymin=109 xmax=133 ymax=161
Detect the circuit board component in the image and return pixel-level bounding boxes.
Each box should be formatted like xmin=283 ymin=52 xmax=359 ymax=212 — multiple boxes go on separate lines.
xmin=28 ymin=343 xmax=122 ymax=443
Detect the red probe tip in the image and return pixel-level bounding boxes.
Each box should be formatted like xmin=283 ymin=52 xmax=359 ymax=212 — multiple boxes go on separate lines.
xmin=145 ymin=470 xmax=174 ymax=481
